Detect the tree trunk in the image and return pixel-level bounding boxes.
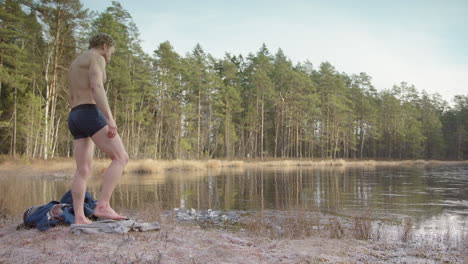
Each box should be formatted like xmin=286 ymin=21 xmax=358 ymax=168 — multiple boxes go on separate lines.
xmin=254 ymin=92 xmax=259 ymax=158
xmin=33 ymin=127 xmax=40 ymax=159
xmin=274 ymin=99 xmax=281 ymax=158
xmin=26 ymin=75 xmax=37 ymax=157
xmin=48 ymin=6 xmax=62 ymax=160
xmin=334 ymin=125 xmax=339 ymax=159
xmin=157 ymin=100 xmax=163 ymax=160
xmin=11 ymin=85 xmax=17 ymax=157
xmin=360 ymin=124 xmax=365 ymax=159
xmin=176 ymin=110 xmax=182 ymax=159
xmin=224 ymin=104 xmax=229 ymax=158
xmin=287 ymin=120 xmax=291 ymax=158
xmin=197 ymin=88 xmax=201 ymax=158
xmin=296 ymin=123 xmax=299 ymax=158
xmin=0 ymin=56 xmax=3 ymax=100
xmin=131 ymin=99 xmax=136 ymax=157
xmin=125 ymin=102 xmax=130 ymax=149
xmin=113 ymin=82 xmax=118 ymax=122
xmin=261 ymin=99 xmax=264 ymax=160
xmin=153 ymin=106 xmax=160 ymax=160
xmin=43 ymin=50 xmax=53 ymax=159
xmin=136 ymin=96 xmax=144 ymax=158
xmin=51 ymin=117 xmax=61 ymax=158
xmin=208 ymin=95 xmax=212 ymax=158
xmin=280 ymin=102 xmax=284 ymax=158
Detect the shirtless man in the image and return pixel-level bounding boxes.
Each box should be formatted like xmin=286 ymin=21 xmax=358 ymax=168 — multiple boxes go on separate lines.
xmin=68 ymin=33 xmax=128 ymax=224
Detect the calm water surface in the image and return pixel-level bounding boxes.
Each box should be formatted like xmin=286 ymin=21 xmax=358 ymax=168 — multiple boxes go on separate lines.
xmin=3 ymin=165 xmax=467 ymax=234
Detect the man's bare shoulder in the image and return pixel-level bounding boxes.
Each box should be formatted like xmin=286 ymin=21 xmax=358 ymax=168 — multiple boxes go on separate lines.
xmin=88 ymin=51 xmax=106 ymax=67
xmin=71 ymin=51 xmax=105 ymax=69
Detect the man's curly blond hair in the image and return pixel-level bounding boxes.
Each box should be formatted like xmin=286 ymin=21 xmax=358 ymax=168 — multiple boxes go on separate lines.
xmin=88 ymin=33 xmax=115 ymax=49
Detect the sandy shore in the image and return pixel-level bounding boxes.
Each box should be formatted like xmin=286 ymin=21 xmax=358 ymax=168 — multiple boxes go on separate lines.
xmin=0 ymin=215 xmax=466 ymax=264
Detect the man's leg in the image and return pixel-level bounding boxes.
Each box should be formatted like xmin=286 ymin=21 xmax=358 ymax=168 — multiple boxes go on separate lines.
xmin=91 ymin=126 xmax=129 ymax=220
xmin=71 ymin=137 xmax=95 ymax=224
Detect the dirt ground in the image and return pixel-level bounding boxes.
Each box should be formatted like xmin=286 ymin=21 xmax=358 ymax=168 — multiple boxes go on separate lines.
xmin=0 ymin=216 xmax=466 ymax=264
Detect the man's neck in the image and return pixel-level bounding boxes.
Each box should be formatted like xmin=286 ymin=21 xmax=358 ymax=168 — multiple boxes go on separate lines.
xmin=90 ymin=48 xmax=105 ymax=58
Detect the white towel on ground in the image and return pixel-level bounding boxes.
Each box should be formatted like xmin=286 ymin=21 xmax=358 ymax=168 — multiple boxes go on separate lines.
xmin=70 ymin=219 xmax=160 ymax=234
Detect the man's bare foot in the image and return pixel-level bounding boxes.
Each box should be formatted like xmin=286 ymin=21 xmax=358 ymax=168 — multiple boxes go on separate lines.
xmin=74 ymin=217 xmax=92 ymax=225
xmin=94 ymin=205 xmax=128 ymax=220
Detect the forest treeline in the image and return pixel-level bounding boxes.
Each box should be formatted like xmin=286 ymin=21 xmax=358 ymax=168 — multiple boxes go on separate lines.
xmin=1 ymin=0 xmax=467 ymax=160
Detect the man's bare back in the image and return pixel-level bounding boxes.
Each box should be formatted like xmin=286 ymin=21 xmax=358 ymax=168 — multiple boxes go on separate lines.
xmin=69 ymin=51 xmax=105 ymax=108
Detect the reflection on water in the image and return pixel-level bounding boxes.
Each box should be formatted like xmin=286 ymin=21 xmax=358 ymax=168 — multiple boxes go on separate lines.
xmin=1 ymin=165 xmax=467 ymax=234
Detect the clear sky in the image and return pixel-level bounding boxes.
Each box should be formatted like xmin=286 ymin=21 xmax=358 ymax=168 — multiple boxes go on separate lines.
xmin=81 ymin=0 xmax=468 ymax=103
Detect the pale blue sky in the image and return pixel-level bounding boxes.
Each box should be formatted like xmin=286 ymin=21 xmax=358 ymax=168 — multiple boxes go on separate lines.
xmin=81 ymin=0 xmax=468 ymax=103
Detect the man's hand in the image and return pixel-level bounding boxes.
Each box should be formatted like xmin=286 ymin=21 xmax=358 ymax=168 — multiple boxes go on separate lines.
xmin=107 ymin=118 xmax=117 ymax=138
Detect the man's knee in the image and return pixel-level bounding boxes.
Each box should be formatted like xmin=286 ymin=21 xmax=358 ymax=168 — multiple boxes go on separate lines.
xmin=76 ymin=166 xmax=92 ymax=178
xmin=112 ymin=150 xmax=129 ymax=166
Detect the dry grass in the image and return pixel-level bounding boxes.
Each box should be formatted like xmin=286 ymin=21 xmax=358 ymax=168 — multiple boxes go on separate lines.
xmin=0 ymin=196 xmax=7 ymax=220
xmin=125 ymin=159 xmax=162 ymax=174
xmin=244 ymin=211 xmax=271 ymax=235
xmin=125 ymin=159 xmax=244 ymax=175
xmin=125 ymin=158 xmax=468 ymax=175
xmin=1 ymin=157 xmax=467 ymax=178
xmin=245 ymin=159 xmax=349 ymax=169
xmin=328 ymin=218 xmax=344 ymax=239
xmin=278 ymin=212 xmax=321 ymax=239
xmin=463 ymin=229 xmax=468 ymax=249
xmin=401 ymin=217 xmax=414 ymax=243
xmin=0 ymin=154 xmax=12 ymax=164
xmin=0 ymin=177 xmax=35 ymax=218
xmin=242 ymin=211 xmax=330 ymax=240
xmin=239 ymin=212 xmax=422 ymax=246
xmin=352 ymin=216 xmax=372 ymax=240
xmin=136 ymin=206 xmax=163 ymax=222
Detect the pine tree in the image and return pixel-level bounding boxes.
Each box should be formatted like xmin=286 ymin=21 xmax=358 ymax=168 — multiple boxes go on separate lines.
xmin=418 ymin=91 xmax=445 ymax=159
xmin=213 ymin=55 xmax=242 ymax=158
xmin=0 ymin=0 xmax=45 ymax=157
xmin=350 ymin=72 xmax=378 ymax=159
xmin=442 ymin=95 xmax=468 ymax=160
xmin=36 ymin=0 xmax=88 ymax=158
xmin=152 ymin=41 xmax=183 ymax=159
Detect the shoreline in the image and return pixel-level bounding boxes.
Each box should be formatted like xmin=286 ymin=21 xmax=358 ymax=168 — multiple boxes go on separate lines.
xmin=1 ymin=158 xmax=467 ymax=178
xmin=1 ymin=211 xmax=466 ymax=264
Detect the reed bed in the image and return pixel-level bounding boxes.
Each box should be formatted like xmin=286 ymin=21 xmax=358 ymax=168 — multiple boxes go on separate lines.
xmin=0 ymin=177 xmax=35 ymax=218
xmin=1 ymin=157 xmax=466 ymax=178
xmin=400 ymin=217 xmax=414 ymax=243
xmin=239 ymin=211 xmax=464 ymax=252
xmin=352 ymin=216 xmax=372 ymax=240
xmin=125 ymin=158 xmax=468 ymax=175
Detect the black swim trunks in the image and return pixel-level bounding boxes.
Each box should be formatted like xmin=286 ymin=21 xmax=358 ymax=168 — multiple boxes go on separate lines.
xmin=68 ymin=104 xmax=107 ymax=140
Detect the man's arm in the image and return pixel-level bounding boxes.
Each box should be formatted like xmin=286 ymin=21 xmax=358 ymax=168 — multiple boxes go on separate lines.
xmin=89 ymin=55 xmax=117 ymax=138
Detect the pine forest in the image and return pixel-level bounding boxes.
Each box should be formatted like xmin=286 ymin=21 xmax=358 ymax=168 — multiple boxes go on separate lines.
xmin=1 ymin=0 xmax=466 ymax=161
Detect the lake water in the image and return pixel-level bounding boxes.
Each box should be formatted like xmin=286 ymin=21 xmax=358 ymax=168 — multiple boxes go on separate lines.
xmin=2 ymin=164 xmax=467 ymax=238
